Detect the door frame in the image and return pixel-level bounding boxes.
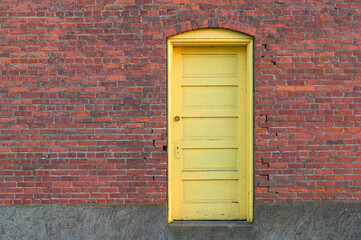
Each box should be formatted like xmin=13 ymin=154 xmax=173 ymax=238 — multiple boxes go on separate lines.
xmin=167 ymin=29 xmax=254 ymax=223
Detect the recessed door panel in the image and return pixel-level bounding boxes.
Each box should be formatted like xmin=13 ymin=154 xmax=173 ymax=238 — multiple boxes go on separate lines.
xmin=182 ymin=149 xmax=238 ymax=170
xmin=181 ymin=203 xmax=239 ymax=220
xmin=182 ymin=54 xmax=238 ymax=76
xmin=182 ymin=86 xmax=238 ymax=108
xmin=183 ymin=180 xmax=238 ymax=201
xmin=182 ymin=118 xmax=237 ymax=138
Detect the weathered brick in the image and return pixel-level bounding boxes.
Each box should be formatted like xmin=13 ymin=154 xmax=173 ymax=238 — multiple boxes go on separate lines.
xmin=0 ymin=1 xmax=360 ymax=206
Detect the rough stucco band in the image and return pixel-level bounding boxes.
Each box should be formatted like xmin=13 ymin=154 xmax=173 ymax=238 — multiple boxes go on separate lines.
xmin=1 ymin=203 xmax=360 ymax=240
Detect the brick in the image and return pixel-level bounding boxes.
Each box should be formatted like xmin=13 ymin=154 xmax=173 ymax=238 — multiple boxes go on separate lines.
xmin=276 ymin=86 xmax=295 ymax=91
xmin=0 ymin=1 xmax=359 ymax=206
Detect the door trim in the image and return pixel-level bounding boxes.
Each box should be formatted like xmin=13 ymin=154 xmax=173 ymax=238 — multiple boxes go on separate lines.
xmin=167 ymin=29 xmax=254 ymax=223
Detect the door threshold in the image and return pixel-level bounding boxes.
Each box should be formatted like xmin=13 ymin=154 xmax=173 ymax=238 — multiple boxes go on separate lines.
xmin=169 ymin=220 xmax=253 ymax=227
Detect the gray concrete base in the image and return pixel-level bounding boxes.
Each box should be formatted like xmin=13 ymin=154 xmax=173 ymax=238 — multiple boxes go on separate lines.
xmin=168 ymin=221 xmax=255 ymax=240
xmin=1 ymin=203 xmax=361 ymax=239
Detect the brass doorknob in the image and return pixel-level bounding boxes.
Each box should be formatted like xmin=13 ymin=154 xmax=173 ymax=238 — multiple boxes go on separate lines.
xmin=174 ymin=116 xmax=181 ymax=121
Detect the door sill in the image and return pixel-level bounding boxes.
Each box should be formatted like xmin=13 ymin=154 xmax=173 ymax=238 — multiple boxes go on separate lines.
xmin=168 ymin=220 xmax=252 ymax=227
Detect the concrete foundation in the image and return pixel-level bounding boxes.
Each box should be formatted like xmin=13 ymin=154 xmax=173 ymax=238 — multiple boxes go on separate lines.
xmin=1 ymin=203 xmax=360 ymax=239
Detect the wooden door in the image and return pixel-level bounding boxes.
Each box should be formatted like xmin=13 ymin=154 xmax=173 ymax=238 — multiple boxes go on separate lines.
xmin=170 ymin=46 xmax=248 ymax=220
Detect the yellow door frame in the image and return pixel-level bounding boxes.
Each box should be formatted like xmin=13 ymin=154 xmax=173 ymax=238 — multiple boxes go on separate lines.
xmin=167 ymin=29 xmax=254 ymax=223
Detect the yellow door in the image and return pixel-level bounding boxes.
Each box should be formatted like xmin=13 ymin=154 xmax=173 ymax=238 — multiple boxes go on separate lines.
xmin=170 ymin=46 xmax=248 ymax=220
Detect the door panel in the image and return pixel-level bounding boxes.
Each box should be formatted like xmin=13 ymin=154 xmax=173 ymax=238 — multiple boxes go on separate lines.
xmin=182 ymin=118 xmax=237 ymax=138
xmin=181 ymin=202 xmax=239 ymax=220
xmin=182 ymin=54 xmax=237 ymax=76
xmin=183 ymin=180 xmax=238 ymax=201
xmin=182 ymin=86 xmax=238 ymax=107
xmin=182 ymin=149 xmax=237 ymax=170
xmin=171 ymin=46 xmax=247 ymax=220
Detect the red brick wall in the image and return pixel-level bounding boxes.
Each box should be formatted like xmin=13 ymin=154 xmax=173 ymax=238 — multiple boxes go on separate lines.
xmin=0 ymin=0 xmax=360 ymax=204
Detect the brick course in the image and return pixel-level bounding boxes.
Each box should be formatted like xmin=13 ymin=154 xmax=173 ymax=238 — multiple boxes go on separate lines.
xmin=0 ymin=0 xmax=360 ymax=204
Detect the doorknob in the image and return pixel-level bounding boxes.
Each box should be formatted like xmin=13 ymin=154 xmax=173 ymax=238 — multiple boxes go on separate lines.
xmin=174 ymin=116 xmax=181 ymax=121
